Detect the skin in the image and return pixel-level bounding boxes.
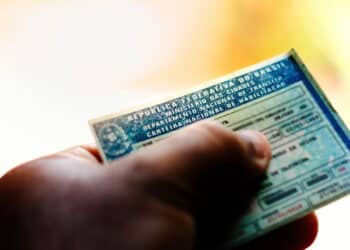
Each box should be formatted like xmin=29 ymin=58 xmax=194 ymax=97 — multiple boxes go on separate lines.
xmin=0 ymin=121 xmax=318 ymax=250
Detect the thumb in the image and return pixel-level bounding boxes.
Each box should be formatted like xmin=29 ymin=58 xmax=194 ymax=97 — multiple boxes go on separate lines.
xmin=107 ymin=120 xmax=271 ymax=248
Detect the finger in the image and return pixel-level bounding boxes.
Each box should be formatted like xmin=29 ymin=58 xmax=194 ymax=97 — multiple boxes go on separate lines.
xmin=238 ymin=213 xmax=318 ymax=250
xmin=112 ymin=120 xmax=271 ymax=191
xmin=80 ymin=144 xmax=103 ymax=163
xmin=106 ymin=120 xmax=272 ymax=248
xmin=59 ymin=144 xmax=103 ymax=164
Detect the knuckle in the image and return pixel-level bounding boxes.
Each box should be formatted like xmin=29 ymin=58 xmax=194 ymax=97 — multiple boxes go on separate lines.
xmin=185 ymin=121 xmax=244 ymax=159
xmin=190 ymin=122 xmax=219 ymax=143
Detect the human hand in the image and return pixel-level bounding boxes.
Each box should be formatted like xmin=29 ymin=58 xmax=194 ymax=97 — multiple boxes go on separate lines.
xmin=0 ymin=121 xmax=317 ymax=250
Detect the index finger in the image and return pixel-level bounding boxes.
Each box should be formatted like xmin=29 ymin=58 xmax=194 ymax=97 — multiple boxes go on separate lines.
xmin=237 ymin=212 xmax=318 ymax=250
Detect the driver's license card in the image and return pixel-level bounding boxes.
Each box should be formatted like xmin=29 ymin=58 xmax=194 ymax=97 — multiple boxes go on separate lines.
xmin=89 ymin=49 xmax=350 ymax=247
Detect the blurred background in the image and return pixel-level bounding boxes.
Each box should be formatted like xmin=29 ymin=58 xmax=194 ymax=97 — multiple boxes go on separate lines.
xmin=0 ymin=1 xmax=349 ymax=249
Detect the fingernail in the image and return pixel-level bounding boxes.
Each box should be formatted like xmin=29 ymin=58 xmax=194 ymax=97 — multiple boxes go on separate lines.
xmin=237 ymin=131 xmax=271 ymax=160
